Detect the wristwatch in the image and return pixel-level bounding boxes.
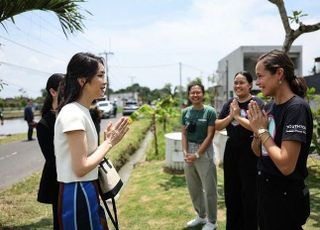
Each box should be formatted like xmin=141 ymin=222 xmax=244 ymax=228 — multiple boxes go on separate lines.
xmin=194 ymin=152 xmax=200 ymax=159
xmin=257 ymin=128 xmax=268 ymax=136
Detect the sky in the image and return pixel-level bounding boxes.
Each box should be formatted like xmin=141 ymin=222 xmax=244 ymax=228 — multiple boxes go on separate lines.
xmin=0 ymin=0 xmax=320 ymax=98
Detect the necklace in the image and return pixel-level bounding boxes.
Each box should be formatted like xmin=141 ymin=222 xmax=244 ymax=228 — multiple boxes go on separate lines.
xmin=237 ymin=94 xmax=252 ymax=103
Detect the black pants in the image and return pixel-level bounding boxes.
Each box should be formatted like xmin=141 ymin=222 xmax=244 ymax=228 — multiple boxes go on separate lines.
xmin=223 ymin=138 xmax=258 ymax=230
xmin=257 ymin=172 xmax=310 ymax=230
xmin=52 ymin=199 xmax=59 ymax=230
xmin=27 ymin=122 xmax=34 ymax=140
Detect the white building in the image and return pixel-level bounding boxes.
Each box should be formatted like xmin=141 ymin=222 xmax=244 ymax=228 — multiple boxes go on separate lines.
xmin=213 ymin=46 xmax=303 ymax=111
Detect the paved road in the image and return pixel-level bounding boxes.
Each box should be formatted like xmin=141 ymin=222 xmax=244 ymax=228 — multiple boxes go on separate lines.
xmin=0 ymin=117 xmax=119 ymax=190
xmin=0 ymin=139 xmax=43 ymax=189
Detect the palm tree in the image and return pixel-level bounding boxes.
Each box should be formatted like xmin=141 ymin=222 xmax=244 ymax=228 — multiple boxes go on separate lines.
xmin=0 ymin=0 xmax=90 ymax=38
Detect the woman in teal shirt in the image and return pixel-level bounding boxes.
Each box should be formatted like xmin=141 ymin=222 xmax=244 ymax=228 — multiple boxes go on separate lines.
xmin=181 ymin=81 xmax=218 ymax=230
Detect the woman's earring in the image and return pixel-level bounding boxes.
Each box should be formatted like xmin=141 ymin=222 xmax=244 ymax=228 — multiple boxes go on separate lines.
xmin=278 ymin=80 xmax=282 ymax=85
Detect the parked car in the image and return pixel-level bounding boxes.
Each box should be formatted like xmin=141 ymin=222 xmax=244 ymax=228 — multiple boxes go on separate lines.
xmin=97 ymin=100 xmax=114 ymax=118
xmin=122 ymin=101 xmax=139 ymax=115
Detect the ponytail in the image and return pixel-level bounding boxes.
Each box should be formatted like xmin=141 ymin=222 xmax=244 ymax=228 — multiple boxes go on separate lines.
xmin=289 ymin=76 xmax=307 ymax=98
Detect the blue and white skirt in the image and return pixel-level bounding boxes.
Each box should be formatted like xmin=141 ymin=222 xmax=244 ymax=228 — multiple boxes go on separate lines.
xmin=58 ymin=180 xmax=108 ymax=230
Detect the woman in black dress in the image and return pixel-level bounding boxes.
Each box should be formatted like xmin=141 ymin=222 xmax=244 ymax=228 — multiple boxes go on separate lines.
xmin=36 ymin=73 xmax=64 ymax=230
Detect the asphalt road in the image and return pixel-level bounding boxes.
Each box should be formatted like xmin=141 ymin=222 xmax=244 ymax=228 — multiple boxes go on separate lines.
xmin=0 ymin=116 xmax=119 ymax=190
xmin=0 ymin=139 xmax=44 ymax=189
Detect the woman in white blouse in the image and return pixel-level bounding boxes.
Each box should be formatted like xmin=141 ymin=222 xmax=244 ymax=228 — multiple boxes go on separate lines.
xmin=54 ymin=52 xmax=129 ymax=230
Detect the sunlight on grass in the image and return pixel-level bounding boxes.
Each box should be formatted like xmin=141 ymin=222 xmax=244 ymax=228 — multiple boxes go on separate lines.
xmin=116 ymin=158 xmax=319 ymax=230
xmin=117 ymin=161 xmax=226 ymax=230
xmin=0 ymin=133 xmax=29 ymax=145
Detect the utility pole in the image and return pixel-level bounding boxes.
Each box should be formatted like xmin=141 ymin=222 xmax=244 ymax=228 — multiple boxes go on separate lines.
xmin=129 ymin=76 xmax=136 ymax=99
xmin=99 ymin=51 xmax=114 ymax=100
xmin=225 ymin=60 xmax=229 ymax=101
xmin=179 ymin=62 xmax=182 ymax=106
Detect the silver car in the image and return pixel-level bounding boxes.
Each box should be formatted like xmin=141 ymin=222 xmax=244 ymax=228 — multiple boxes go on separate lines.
xmin=97 ymin=100 xmax=114 ymax=118
xmin=122 ymin=101 xmax=139 ymax=115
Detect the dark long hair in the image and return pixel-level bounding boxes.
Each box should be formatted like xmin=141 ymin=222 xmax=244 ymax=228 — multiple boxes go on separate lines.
xmin=58 ymin=52 xmax=104 ymax=111
xmin=41 ymin=73 xmax=64 ymax=116
xmin=257 ymin=49 xmax=307 ymax=98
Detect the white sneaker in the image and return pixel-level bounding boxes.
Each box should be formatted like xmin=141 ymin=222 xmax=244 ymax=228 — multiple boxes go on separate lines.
xmin=186 ymin=216 xmax=207 ymax=227
xmin=202 ymin=222 xmax=217 ymax=230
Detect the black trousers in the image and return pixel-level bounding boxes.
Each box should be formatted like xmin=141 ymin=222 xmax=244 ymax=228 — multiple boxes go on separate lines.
xmin=52 ymin=199 xmax=59 ymax=230
xmin=27 ymin=122 xmax=34 ymax=140
xmin=257 ymin=172 xmax=310 ymax=230
xmin=223 ymin=138 xmax=258 ymax=230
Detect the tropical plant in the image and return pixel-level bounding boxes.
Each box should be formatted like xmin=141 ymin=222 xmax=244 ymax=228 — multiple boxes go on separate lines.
xmin=0 ymin=0 xmax=90 ymax=90
xmin=310 ymin=114 xmax=320 ymax=156
xmin=288 ymin=10 xmax=308 ymax=24
xmin=306 ymin=87 xmax=320 ymax=156
xmin=0 ymin=0 xmax=90 ymax=37
xmin=130 ymin=96 xmax=180 ymax=155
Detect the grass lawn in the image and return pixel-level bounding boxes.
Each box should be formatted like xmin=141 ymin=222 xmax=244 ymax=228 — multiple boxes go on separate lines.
xmin=0 ymin=133 xmax=32 ymax=145
xmin=0 ymin=115 xmax=319 ymax=229
xmin=115 ymin=158 xmax=320 ymax=230
xmin=1 ymin=158 xmax=319 ymax=229
xmin=116 ymin=161 xmax=226 ymax=230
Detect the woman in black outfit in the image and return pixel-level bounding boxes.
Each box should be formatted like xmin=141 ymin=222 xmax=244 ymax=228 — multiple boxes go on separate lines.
xmin=215 ymin=71 xmax=264 ymax=230
xmin=249 ymin=50 xmax=313 ymax=229
xmin=36 ymin=73 xmax=64 ymax=230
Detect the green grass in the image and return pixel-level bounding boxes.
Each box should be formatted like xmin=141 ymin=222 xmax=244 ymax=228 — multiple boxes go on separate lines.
xmin=1 ymin=159 xmax=318 ymax=229
xmin=116 ymin=161 xmax=226 ymax=230
xmin=106 ymin=118 xmax=151 ymax=170
xmin=115 ymin=158 xmax=319 ymax=230
xmin=0 ymin=115 xmax=319 ymax=229
xmin=0 ymin=173 xmax=53 ymax=229
xmin=0 ymin=133 xmax=30 ymax=145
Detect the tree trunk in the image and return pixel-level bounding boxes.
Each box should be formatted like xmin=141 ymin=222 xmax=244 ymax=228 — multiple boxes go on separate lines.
xmin=163 ymin=116 xmax=167 ymax=132
xmin=152 ymin=113 xmax=158 ymax=155
xmin=269 ymin=0 xmax=320 ymax=53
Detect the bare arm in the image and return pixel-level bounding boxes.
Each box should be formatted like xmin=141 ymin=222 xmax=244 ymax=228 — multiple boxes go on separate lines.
xmin=248 ymin=100 xmax=301 ymax=175
xmin=67 ymin=117 xmax=129 ymax=177
xmin=215 ymin=115 xmax=233 ymax=131
xmin=185 ymin=125 xmax=215 ymax=163
xmin=251 ymin=135 xmax=261 ymax=157
xmin=260 ymin=134 xmax=301 ymax=175
xmin=231 ymin=99 xmax=253 ymax=131
xmin=233 ymin=115 xmax=252 ymax=131
xmin=181 ymin=125 xmax=188 ymax=156
xmin=197 ymin=125 xmax=215 ymax=155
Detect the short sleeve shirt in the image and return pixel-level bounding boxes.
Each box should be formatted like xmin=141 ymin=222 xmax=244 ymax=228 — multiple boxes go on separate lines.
xmin=54 ymin=102 xmax=98 ymax=183
xmin=219 ymin=96 xmax=264 ymax=142
xmin=259 ymin=96 xmax=313 ymax=180
xmin=181 ymin=105 xmax=216 ymax=143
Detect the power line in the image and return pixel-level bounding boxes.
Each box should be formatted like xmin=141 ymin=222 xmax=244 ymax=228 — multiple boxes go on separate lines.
xmin=181 ymin=63 xmax=205 ymax=73
xmin=99 ymin=51 xmax=114 ymax=100
xmin=19 ymin=14 xmax=92 ymax=53
xmin=35 ymin=14 xmax=102 ymax=52
xmin=0 ymin=35 xmax=66 ymax=62
xmin=110 ymin=63 xmax=177 ymax=69
xmin=0 ymin=61 xmax=52 ymax=75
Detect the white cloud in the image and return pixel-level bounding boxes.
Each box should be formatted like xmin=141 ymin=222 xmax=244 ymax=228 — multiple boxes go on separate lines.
xmin=0 ymin=0 xmax=319 ymax=98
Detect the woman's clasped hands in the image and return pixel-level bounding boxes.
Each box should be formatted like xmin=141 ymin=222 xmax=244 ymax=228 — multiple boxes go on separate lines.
xmin=247 ymin=100 xmax=268 ymax=133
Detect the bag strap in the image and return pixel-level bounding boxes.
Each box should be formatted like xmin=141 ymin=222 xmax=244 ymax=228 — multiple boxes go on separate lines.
xmin=97 ymin=173 xmax=120 ymax=230
xmin=101 ymin=197 xmax=119 ymax=230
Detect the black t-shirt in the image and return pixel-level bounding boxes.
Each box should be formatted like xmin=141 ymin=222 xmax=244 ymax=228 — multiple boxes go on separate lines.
xmin=219 ymin=96 xmax=264 ymax=142
xmin=259 ymin=95 xmax=313 ymax=180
